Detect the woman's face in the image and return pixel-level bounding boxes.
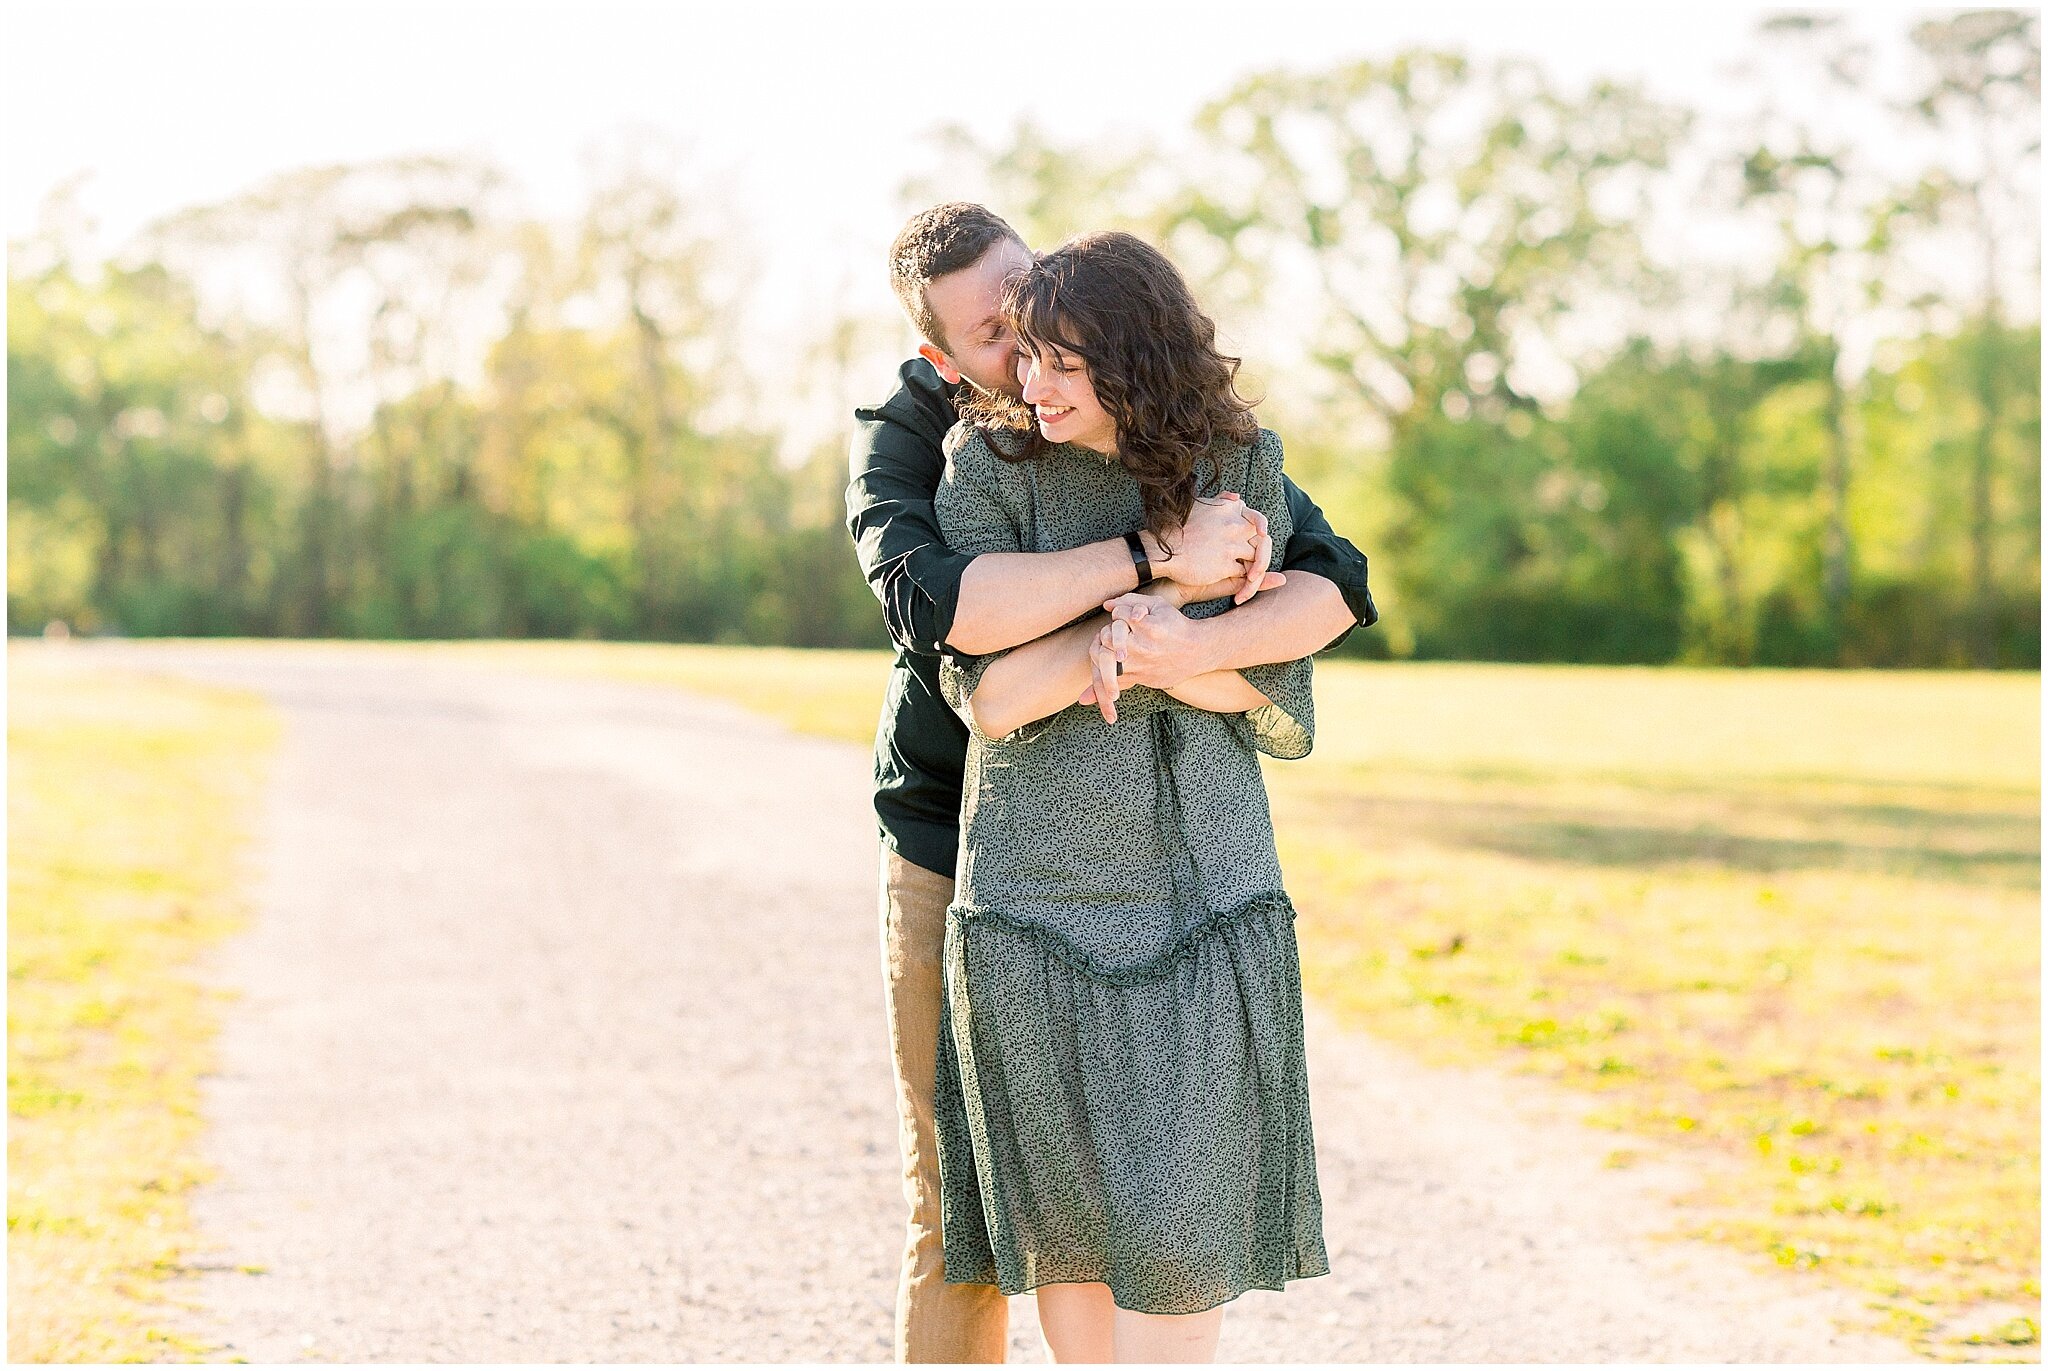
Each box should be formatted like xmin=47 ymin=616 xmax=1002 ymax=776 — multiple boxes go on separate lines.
xmin=1018 ymin=343 xmax=1117 ymax=454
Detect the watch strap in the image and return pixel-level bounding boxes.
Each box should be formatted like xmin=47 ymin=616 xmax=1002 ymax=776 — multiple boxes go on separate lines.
xmin=1123 ymin=530 xmax=1153 ymax=589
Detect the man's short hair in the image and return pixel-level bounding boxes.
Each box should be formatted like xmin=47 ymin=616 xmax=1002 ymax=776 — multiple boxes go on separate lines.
xmin=888 ymin=203 xmax=1026 ymax=352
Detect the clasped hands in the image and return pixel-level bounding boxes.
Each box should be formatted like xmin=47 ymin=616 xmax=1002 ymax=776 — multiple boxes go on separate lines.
xmin=1080 ymin=492 xmax=1286 ymax=723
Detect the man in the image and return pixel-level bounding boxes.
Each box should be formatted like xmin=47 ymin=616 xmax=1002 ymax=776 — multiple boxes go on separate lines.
xmin=845 ymin=202 xmax=1378 ymax=1364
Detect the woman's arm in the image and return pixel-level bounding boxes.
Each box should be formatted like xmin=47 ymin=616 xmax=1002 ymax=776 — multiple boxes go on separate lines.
xmin=965 ymin=612 xmax=1106 ymax=739
xmin=1162 ymin=667 xmax=1272 ymax=712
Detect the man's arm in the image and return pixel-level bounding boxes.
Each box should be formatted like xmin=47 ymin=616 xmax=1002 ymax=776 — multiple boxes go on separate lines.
xmin=948 ymin=542 xmax=1146 ymax=656
xmin=1171 ymin=570 xmax=1354 ymax=677
xmin=846 ymin=365 xmax=975 ymax=657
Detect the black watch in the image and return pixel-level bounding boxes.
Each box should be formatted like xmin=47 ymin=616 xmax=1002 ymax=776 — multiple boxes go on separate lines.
xmin=1123 ymin=530 xmax=1153 ymax=589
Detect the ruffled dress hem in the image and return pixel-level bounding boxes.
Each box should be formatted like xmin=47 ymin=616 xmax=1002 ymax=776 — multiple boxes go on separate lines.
xmin=939 ymin=1248 xmax=1334 ymax=1317
xmin=934 ymin=888 xmax=1329 ymax=1318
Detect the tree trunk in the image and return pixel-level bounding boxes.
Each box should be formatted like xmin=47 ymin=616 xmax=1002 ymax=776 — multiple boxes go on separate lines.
xmin=291 ymin=273 xmax=338 ymax=638
xmin=1821 ymin=348 xmax=1852 ymax=661
xmin=627 ymin=261 xmax=676 ymax=628
xmin=217 ymin=462 xmax=249 ymax=630
xmin=1970 ymin=317 xmax=2001 ymax=666
xmin=1968 ymin=137 xmax=2002 ymax=668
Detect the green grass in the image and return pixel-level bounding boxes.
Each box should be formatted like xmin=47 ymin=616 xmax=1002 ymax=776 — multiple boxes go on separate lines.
xmin=8 ymin=647 xmax=280 ymax=1362
xmin=1266 ymin=667 xmax=2037 ymax=1359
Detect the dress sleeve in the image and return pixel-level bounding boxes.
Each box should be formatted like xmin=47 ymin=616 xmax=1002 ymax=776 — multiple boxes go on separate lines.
xmin=1183 ymin=430 xmax=1316 ymax=760
xmin=932 ymin=426 xmax=1053 ymax=745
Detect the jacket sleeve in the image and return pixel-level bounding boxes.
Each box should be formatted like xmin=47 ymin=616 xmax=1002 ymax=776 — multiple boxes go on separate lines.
xmin=845 ymin=395 xmax=974 ymax=657
xmin=1275 ymin=472 xmax=1379 ymax=653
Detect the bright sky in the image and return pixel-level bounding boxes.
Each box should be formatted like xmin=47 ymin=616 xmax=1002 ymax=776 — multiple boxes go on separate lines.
xmin=6 ymin=1 xmax=2004 ymax=442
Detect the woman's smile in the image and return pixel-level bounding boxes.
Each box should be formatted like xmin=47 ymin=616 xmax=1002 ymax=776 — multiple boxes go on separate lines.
xmin=1020 ymin=347 xmax=1116 ymax=451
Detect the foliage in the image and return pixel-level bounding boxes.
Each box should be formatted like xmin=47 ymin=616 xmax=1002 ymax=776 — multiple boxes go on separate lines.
xmin=9 ymin=160 xmax=887 ymax=649
xmin=7 ymin=23 xmax=2040 ymax=665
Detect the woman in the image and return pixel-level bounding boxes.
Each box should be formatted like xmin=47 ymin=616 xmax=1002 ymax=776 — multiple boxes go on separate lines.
xmin=931 ymin=230 xmax=1329 ymax=1364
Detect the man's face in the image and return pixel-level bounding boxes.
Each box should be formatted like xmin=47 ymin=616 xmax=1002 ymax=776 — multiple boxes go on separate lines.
xmin=918 ymin=238 xmax=1033 ymax=399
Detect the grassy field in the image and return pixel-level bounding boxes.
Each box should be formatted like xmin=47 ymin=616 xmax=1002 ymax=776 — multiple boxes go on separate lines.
xmin=7 ymin=650 xmax=279 ymax=1362
xmin=430 ymin=639 xmax=2040 ymax=1360
xmin=9 ymin=638 xmax=2035 ymax=1359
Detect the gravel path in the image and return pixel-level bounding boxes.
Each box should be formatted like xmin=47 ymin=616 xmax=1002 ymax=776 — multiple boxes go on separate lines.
xmin=74 ymin=642 xmax=1911 ymax=1363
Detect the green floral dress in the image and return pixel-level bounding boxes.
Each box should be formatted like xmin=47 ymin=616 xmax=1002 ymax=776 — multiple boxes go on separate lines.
xmin=931 ymin=422 xmax=1330 ymax=1317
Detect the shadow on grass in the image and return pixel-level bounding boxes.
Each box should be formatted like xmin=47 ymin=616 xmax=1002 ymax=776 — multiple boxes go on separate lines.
xmin=1285 ymin=780 xmax=2041 ymax=890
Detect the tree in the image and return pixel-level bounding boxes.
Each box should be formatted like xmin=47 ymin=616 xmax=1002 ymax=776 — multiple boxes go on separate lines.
xmin=1905 ymin=9 xmax=2042 ymax=664
xmin=900 ymin=118 xmax=1170 ymax=251
xmin=1185 ymin=51 xmax=1690 ymax=446
xmin=1180 ymin=52 xmax=1689 ymax=660
xmin=146 ymin=156 xmax=509 ymax=634
xmin=1729 ymin=13 xmax=1903 ymax=657
xmin=8 ymin=255 xmax=270 ymax=634
xmin=572 ymin=136 xmax=752 ymax=635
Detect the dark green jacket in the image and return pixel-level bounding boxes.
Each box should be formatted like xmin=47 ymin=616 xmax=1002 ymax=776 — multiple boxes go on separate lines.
xmin=846 ymin=357 xmax=1378 ymax=878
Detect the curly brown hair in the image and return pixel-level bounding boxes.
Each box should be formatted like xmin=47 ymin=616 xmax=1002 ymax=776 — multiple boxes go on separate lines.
xmin=959 ymin=230 xmax=1259 ymax=542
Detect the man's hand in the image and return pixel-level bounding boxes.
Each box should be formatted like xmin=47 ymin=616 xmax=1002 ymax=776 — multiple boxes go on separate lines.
xmin=1227 ymin=503 xmax=1277 ymax=605
xmin=1164 ymin=561 xmax=1287 ymax=610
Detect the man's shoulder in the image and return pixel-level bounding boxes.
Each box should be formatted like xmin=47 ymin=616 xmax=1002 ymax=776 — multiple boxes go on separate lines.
xmin=854 ymin=357 xmax=960 ymax=448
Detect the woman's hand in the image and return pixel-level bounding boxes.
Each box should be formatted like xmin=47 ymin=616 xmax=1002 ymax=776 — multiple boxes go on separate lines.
xmin=1077 ymin=592 xmax=1197 ymax=717
xmin=1082 ymin=592 xmax=1164 ymax=723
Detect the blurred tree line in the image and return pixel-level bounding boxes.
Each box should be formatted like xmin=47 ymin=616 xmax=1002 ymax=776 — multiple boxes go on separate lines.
xmin=10 ymin=150 xmax=876 ymax=647
xmin=9 ymin=12 xmax=2040 ymax=665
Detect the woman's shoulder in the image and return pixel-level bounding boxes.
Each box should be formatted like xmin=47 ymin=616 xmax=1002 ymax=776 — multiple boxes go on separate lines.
xmin=1248 ymin=424 xmax=1284 ymax=466
xmin=1203 ymin=424 xmax=1284 ymax=491
xmin=941 ymin=420 xmax=1031 ymax=478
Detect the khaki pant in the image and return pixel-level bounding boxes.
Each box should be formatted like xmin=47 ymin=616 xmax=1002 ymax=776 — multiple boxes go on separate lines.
xmin=879 ymin=846 xmax=1010 ymax=1363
